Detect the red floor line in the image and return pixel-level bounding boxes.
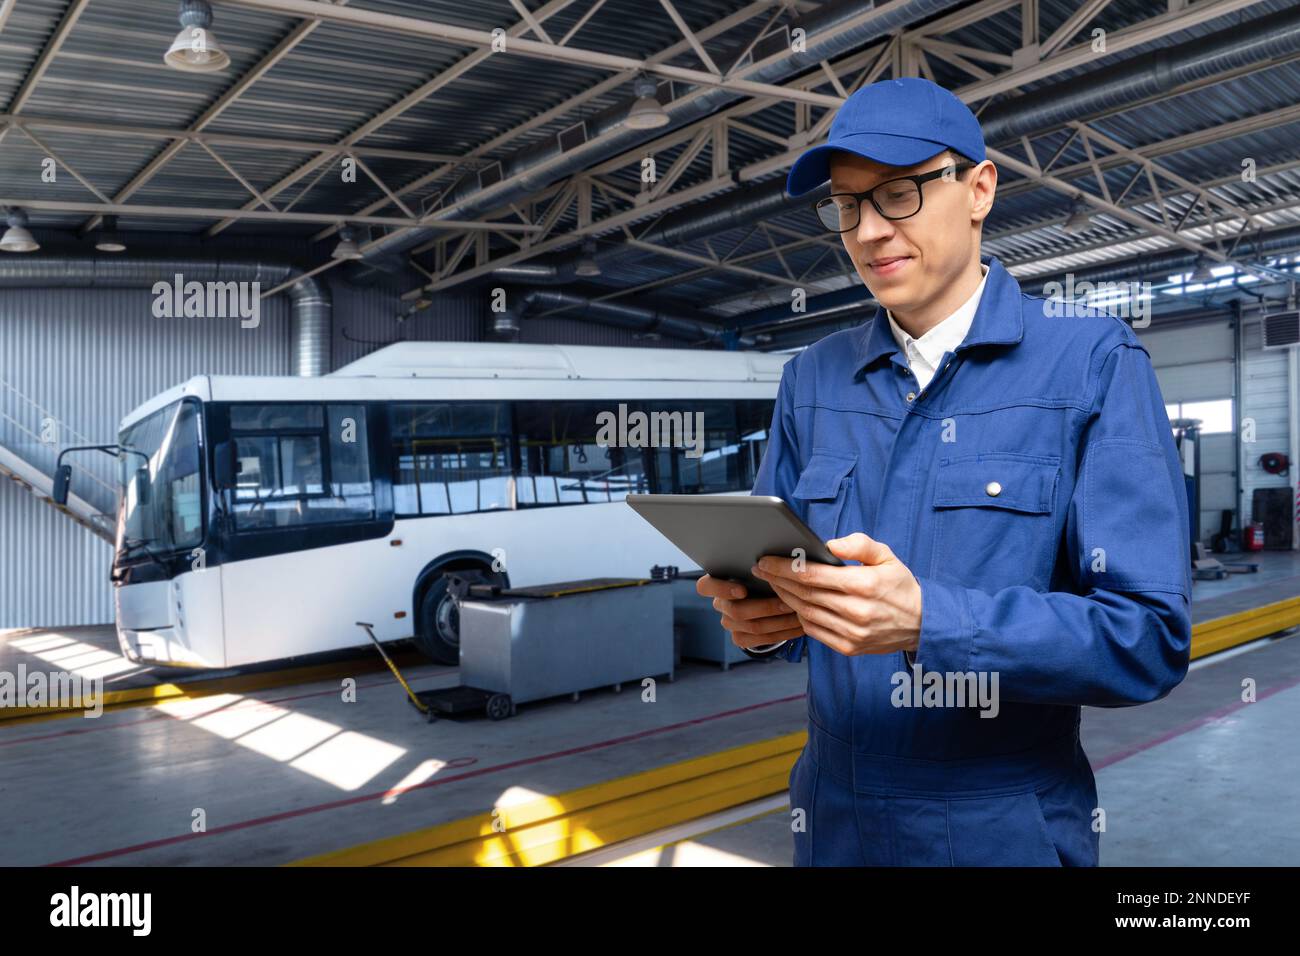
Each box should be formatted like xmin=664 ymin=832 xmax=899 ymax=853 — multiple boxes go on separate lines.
xmin=45 ymin=693 xmax=807 ymax=866
xmin=39 ymin=662 xmax=1300 ymax=865
xmin=1093 ymin=672 xmax=1300 ymax=770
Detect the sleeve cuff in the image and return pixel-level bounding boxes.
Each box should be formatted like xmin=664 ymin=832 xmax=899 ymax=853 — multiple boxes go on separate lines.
xmin=913 ymin=576 xmax=975 ymax=673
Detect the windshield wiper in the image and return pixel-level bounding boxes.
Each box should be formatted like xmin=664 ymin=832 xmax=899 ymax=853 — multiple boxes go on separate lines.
xmin=116 ymin=537 xmax=168 ymax=573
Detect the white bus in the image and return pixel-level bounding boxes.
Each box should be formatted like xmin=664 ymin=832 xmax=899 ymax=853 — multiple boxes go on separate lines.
xmin=77 ymin=342 xmax=790 ymax=669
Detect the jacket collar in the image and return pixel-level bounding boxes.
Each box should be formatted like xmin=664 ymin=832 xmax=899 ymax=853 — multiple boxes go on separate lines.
xmin=853 ymin=255 xmax=1024 ymax=375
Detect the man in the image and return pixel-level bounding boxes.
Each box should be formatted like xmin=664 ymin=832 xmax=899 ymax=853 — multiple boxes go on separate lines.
xmin=697 ymin=77 xmax=1192 ymax=866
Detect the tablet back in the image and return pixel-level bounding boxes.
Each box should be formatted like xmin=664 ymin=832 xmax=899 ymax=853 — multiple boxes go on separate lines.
xmin=625 ymin=493 xmax=844 ymax=597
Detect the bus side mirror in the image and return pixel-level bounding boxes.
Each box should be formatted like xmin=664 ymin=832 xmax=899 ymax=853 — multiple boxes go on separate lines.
xmin=213 ymin=440 xmax=237 ymax=490
xmin=134 ymin=467 xmax=151 ymax=506
xmin=52 ymin=465 xmax=72 ymax=506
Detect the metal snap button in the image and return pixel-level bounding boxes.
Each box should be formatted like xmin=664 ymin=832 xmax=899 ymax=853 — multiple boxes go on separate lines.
xmin=985 ymin=480 xmax=1002 ymax=497
xmin=905 ymin=391 xmax=916 ymax=402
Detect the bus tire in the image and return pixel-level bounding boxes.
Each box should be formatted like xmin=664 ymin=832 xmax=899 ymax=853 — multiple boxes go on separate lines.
xmin=414 ymin=567 xmax=499 ymax=664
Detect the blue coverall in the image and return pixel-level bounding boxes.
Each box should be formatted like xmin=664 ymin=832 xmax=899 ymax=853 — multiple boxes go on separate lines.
xmin=752 ymin=255 xmax=1192 ymax=866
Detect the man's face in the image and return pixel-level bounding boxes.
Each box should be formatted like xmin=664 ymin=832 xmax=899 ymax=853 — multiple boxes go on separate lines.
xmin=829 ymin=150 xmax=992 ymax=315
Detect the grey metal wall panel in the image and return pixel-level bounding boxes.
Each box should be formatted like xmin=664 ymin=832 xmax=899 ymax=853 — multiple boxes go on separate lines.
xmin=0 ymin=478 xmax=114 ymax=627
xmin=0 ymin=286 xmax=291 ymax=629
xmin=1198 ymin=434 xmax=1238 ymax=539
xmin=1140 ymin=322 xmax=1235 ymax=404
xmin=1153 ymin=361 xmax=1236 ymax=403
xmin=1139 ymin=321 xmax=1234 ymax=367
xmin=330 ymin=285 xmax=483 ymax=368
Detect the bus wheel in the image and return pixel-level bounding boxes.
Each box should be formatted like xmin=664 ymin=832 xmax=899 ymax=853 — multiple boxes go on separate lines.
xmin=416 ymin=568 xmax=496 ymax=665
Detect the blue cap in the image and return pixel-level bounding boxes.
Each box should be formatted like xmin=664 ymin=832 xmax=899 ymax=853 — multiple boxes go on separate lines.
xmin=786 ymin=78 xmax=986 ymax=197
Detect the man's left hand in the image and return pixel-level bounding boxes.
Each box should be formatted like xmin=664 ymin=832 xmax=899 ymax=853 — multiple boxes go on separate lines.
xmin=751 ymin=531 xmax=922 ymax=656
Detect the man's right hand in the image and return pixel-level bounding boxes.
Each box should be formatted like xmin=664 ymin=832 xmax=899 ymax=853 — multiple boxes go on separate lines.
xmin=696 ymin=574 xmax=805 ymax=650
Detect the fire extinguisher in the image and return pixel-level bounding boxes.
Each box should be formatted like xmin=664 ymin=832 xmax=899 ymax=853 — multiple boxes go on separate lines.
xmin=1243 ymin=523 xmax=1265 ymax=552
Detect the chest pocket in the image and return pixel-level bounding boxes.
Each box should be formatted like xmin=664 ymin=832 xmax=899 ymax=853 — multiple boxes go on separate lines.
xmin=792 ymin=451 xmax=857 ymax=540
xmin=930 ymin=453 xmax=1060 ymax=589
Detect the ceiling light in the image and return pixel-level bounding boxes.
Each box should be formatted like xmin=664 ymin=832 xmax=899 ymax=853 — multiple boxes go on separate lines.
xmin=332 ymin=225 xmax=364 ymax=260
xmin=1190 ymin=254 xmax=1215 ymax=283
xmin=575 ymin=240 xmax=601 ymax=277
xmin=164 ymin=0 xmax=230 ymax=74
xmin=625 ymin=75 xmax=669 ymax=130
xmin=95 ymin=215 xmax=126 ymax=253
xmin=1 ymin=209 xmax=39 ymax=253
xmin=1062 ymin=198 xmax=1093 ymax=235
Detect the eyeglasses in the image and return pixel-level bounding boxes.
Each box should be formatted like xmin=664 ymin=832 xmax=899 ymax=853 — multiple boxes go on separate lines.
xmin=814 ymin=162 xmax=976 ymax=232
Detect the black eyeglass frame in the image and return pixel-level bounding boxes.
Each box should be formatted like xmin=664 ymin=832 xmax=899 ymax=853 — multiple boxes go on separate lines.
xmin=814 ymin=161 xmax=977 ymax=232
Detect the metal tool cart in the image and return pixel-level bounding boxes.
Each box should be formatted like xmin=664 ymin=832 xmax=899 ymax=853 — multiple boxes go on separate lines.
xmin=655 ymin=566 xmax=752 ymax=670
xmin=364 ymin=575 xmax=675 ymax=722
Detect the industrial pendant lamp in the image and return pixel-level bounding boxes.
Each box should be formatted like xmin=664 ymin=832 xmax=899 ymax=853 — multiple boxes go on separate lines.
xmin=0 ymin=209 xmax=39 ymax=253
xmin=332 ymin=225 xmax=364 ymax=260
xmin=575 ymin=240 xmax=601 ymax=277
xmin=95 ymin=216 xmax=127 ymax=253
xmin=1062 ymin=197 xmax=1093 ymax=235
xmin=625 ymin=75 xmax=669 ymax=130
xmin=164 ymin=0 xmax=230 ymax=74
xmin=1189 ymin=254 xmax=1215 ymax=283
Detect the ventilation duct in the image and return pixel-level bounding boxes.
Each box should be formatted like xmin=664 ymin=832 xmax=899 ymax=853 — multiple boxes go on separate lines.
xmin=977 ymin=3 xmax=1300 ymax=144
xmin=502 ymin=288 xmax=760 ymax=348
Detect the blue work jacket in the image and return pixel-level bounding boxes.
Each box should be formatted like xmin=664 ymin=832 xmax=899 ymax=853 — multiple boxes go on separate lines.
xmin=752 ymin=254 xmax=1192 ymax=769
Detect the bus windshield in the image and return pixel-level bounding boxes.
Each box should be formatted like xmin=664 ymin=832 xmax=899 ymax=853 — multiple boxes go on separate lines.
xmin=115 ymin=399 xmax=204 ymax=562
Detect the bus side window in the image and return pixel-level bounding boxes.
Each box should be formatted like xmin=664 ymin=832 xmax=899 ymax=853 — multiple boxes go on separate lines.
xmin=514 ymin=401 xmax=651 ymax=507
xmin=389 ymin=402 xmax=512 ymax=516
xmin=643 ymin=400 xmax=741 ymax=495
xmin=227 ymin=403 xmax=376 ymax=530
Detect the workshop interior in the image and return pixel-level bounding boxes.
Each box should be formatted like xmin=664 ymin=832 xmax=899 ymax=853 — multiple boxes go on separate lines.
xmin=1 ymin=0 xmax=1298 ymax=884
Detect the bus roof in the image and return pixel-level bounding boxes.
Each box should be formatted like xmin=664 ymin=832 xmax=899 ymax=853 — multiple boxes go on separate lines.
xmin=117 ymin=342 xmax=796 ymax=431
xmin=330 ymin=341 xmax=792 ymax=382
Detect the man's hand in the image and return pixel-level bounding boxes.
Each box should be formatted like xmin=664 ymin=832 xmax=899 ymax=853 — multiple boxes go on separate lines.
xmin=696 ymin=574 xmax=804 ymax=650
xmin=751 ymin=532 xmax=922 ymax=656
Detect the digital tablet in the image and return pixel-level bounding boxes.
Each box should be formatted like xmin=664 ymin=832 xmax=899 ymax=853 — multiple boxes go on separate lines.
xmin=625 ymin=493 xmax=845 ymax=597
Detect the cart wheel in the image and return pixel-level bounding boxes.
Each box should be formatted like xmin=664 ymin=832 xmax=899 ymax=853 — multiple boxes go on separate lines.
xmin=486 ymin=694 xmax=513 ymax=721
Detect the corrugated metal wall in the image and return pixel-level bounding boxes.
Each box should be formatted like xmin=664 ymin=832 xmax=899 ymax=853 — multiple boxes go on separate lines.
xmin=330 ymin=284 xmax=693 ymax=369
xmin=0 ymin=286 xmax=292 ymax=627
xmin=0 ymin=477 xmax=113 ymax=628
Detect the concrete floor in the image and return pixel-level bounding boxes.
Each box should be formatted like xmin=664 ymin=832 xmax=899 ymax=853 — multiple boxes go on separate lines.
xmin=581 ymin=550 xmax=1300 ymax=866
xmin=2 ymin=550 xmax=1297 ymax=867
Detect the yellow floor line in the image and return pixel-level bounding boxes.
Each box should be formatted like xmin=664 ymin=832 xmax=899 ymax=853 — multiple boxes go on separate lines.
xmin=1191 ymin=594 xmax=1300 ymax=659
xmin=289 ymin=595 xmax=1300 ymax=868
xmin=0 ymin=653 xmax=424 ymax=726
xmin=291 ymin=733 xmax=805 ymax=867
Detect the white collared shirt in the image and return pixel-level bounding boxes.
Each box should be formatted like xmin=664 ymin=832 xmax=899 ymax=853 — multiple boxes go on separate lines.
xmin=886 ymin=262 xmax=989 ymax=391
